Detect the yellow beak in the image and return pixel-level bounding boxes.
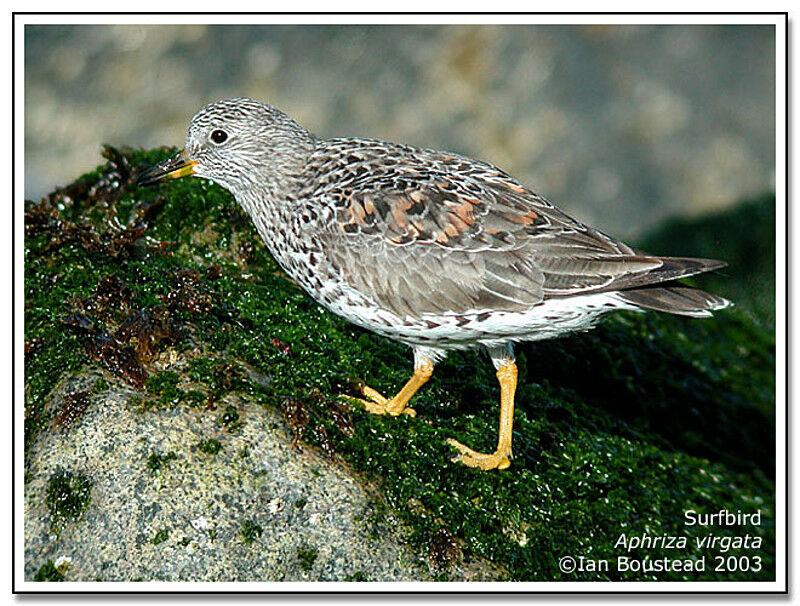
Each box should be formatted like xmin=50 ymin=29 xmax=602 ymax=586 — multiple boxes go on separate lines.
xmin=137 ymin=149 xmax=198 ymax=186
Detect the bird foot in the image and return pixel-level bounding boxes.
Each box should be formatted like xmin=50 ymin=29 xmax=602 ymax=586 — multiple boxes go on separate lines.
xmin=342 ymin=385 xmax=416 ymax=417
xmin=446 ymin=438 xmax=511 ymax=470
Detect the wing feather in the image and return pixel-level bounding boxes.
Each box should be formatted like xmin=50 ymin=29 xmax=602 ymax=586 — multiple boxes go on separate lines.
xmin=307 ymin=139 xmax=722 ymax=318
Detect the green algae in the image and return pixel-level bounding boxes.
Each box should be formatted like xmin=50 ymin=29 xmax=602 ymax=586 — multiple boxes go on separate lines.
xmin=219 ymin=404 xmax=243 ymax=433
xmin=46 ymin=469 xmax=92 ymax=535
xmin=297 ymin=546 xmax=319 ymax=571
xmin=152 ymin=528 xmax=170 ymax=545
xmin=24 ymin=148 xmax=777 ymax=581
xmin=146 ymin=451 xmax=178 ymax=475
xmin=197 ymin=438 xmax=222 ymax=455
xmin=146 ymin=372 xmax=185 ymax=407
xmin=241 ymin=520 xmax=264 ymax=545
xmin=34 ymin=559 xmax=66 ymax=582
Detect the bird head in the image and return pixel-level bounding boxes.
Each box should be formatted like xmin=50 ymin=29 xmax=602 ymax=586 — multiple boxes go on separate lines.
xmin=137 ymin=98 xmax=314 ymax=197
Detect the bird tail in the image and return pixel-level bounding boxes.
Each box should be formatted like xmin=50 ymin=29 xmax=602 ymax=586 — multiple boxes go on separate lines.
xmin=609 ymin=256 xmax=727 ymax=290
xmin=617 ymin=284 xmax=732 ymax=317
xmin=612 ymin=255 xmax=731 ymax=317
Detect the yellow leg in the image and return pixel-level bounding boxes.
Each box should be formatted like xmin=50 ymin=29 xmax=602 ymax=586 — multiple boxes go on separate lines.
xmin=354 ymin=359 xmax=434 ymax=418
xmin=448 ymin=361 xmax=517 ymax=470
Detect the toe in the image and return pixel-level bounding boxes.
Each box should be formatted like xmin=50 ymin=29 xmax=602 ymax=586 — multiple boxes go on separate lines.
xmin=446 ymin=439 xmax=511 ymax=470
xmin=386 ymin=399 xmax=416 ymax=417
xmin=339 ymin=394 xmax=415 ymax=417
xmin=339 ymin=394 xmax=385 ymax=415
xmin=360 ymin=385 xmax=388 ymax=406
xmin=362 ymin=400 xmax=390 ymax=415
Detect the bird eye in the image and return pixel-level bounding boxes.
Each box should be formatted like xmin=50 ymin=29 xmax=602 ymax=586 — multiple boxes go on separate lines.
xmin=210 ymin=129 xmax=228 ymax=144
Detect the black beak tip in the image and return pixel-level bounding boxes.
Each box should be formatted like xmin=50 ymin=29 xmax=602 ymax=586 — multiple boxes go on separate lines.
xmin=136 ymin=174 xmax=156 ymax=188
xmin=136 ymin=164 xmax=163 ymax=187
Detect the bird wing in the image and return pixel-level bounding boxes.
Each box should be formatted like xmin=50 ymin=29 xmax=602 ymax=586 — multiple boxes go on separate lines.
xmin=309 ymin=140 xmax=680 ymax=318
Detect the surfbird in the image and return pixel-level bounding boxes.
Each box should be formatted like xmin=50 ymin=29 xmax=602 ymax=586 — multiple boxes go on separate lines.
xmin=138 ymin=98 xmax=731 ymax=471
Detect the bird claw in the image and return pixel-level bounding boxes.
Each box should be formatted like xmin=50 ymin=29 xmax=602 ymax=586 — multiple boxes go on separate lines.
xmin=446 ymin=438 xmax=511 ymax=470
xmin=364 ymin=400 xmax=417 ymax=418
xmin=339 ymin=390 xmax=416 ymax=417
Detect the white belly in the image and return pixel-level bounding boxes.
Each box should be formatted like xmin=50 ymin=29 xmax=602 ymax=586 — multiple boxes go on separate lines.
xmin=320 ymin=285 xmax=638 ymax=350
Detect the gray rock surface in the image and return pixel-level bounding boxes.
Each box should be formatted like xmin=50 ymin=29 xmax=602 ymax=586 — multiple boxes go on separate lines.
xmin=25 ymin=368 xmax=496 ymax=582
xmin=25 ymin=24 xmax=775 ymax=237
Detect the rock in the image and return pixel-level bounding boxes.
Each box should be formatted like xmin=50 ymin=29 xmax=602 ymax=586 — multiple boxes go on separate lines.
xmin=25 ymin=367 xmax=495 ymax=581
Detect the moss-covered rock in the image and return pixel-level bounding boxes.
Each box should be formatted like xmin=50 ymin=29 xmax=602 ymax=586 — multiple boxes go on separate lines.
xmin=24 ymin=147 xmax=776 ymax=582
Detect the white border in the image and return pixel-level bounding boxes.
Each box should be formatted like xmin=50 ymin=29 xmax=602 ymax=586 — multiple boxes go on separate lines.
xmin=17 ymin=13 xmax=785 ymax=25
xmin=12 ymin=12 xmax=787 ymax=594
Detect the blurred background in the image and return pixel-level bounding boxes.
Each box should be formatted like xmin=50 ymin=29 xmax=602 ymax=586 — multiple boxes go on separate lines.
xmin=24 ymin=24 xmax=775 ymax=238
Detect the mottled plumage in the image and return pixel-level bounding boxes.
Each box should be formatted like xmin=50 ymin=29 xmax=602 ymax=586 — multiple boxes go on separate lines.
xmin=139 ymin=98 xmax=731 ymax=470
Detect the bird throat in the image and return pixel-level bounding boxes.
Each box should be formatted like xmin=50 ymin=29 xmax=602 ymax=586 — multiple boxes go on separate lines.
xmin=234 ymin=184 xmax=326 ymax=301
